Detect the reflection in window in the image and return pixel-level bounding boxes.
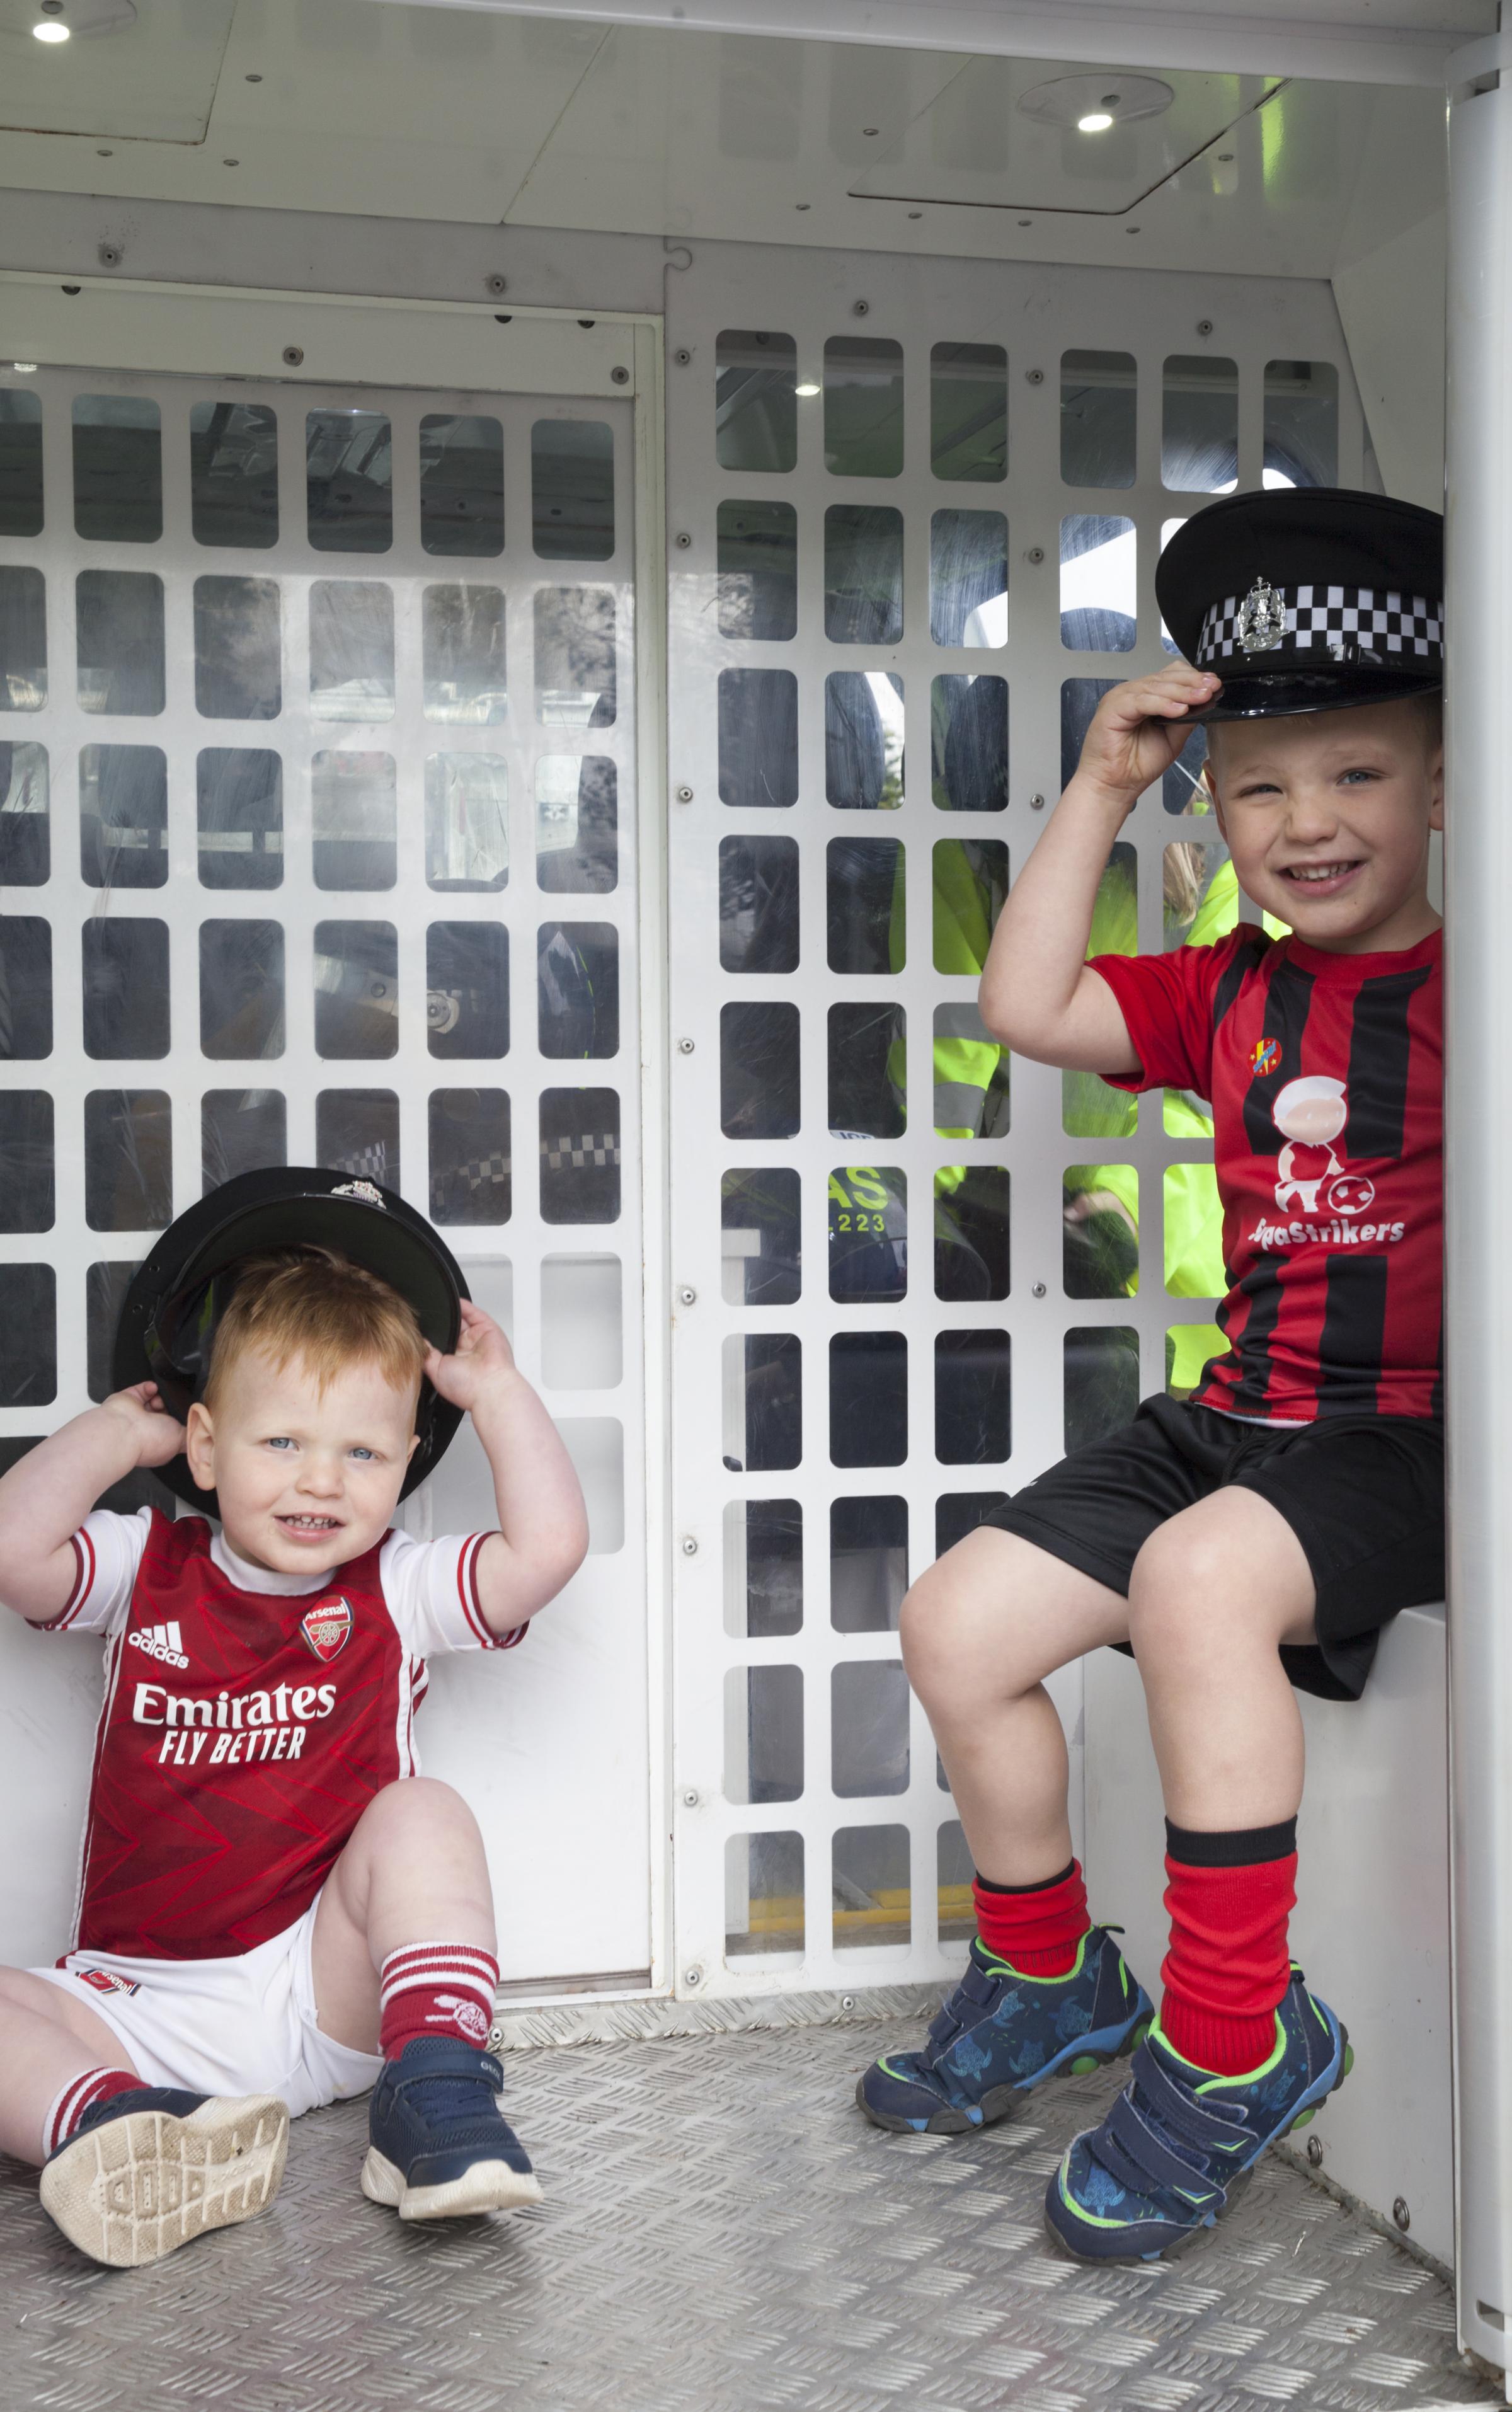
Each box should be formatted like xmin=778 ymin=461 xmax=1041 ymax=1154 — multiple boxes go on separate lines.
xmin=1163 ymin=841 xmax=1227 ymax=946
xmin=721 ymin=1168 xmax=799 ymax=1307
xmin=77 ymin=570 xmax=165 ymax=714
xmin=0 ymin=393 xmax=43 ymax=538
xmin=726 ymin=1830 xmax=803 ymax=1960
xmin=425 ymin=753 xmax=507 ymax=892
xmin=724 ymin=1665 xmax=803 ymax=1804
xmin=84 ymin=1089 xmax=171 ymax=1230
xmin=825 ymin=505 xmax=903 ymax=643
xmin=723 ymin=1332 xmax=802 ymax=1473
xmin=930 ymin=511 xmax=1007 ymax=649
xmin=721 ymin=1001 xmax=799 ymax=1139
xmin=829 ymin=1165 xmax=905 ymax=1302
xmin=537 ymin=755 xmax=616 ymax=894
xmin=1169 ymin=1321 xmax=1224 ymax=1398
xmin=824 ymin=336 xmax=903 ymax=478
xmin=830 ymin=1330 xmax=907 ymax=1467
xmin=1061 ymin=676 xmax=1120 ymax=791
xmin=199 ymin=920 xmax=284 ymax=1060
xmin=538 ymin=921 xmax=618 ymax=1059
xmin=1061 ymin=516 xmax=1135 ymax=652
xmin=1065 ymin=1324 xmax=1140 ymax=1453
xmin=0 ymin=1266 xmax=55 ymax=1406
xmin=0 ymin=743 xmax=48 ymax=884
xmin=535 ymin=586 xmax=616 ymax=727
xmin=203 ymin=1089 xmax=287 ymax=1190
xmin=1063 ymin=841 xmax=1140 ymax=1140
xmin=826 ymin=670 xmax=903 ymax=810
xmin=73 ymin=395 xmax=162 ymax=543
xmin=428 ymin=922 xmax=508 ymax=1059
xmin=1064 ymin=1165 xmax=1138 ymax=1296
xmin=719 ymin=667 xmax=797 ymax=810
xmin=828 ymin=1001 xmax=905 ymax=1139
xmin=312 ymin=751 xmax=396 ymax=890
xmin=723 ymin=1497 xmax=802 ymax=1636
xmin=833 ymin=1823 xmax=909 ymax=1949
xmin=934 ymin=1002 xmax=1009 ymax=1140
xmin=1163 ymin=704 xmax=1210 ymax=813
xmin=313 ymin=920 xmax=398 ymax=1059
xmin=936 ymin=1164 xmax=1009 ymax=1300
xmin=429 ymin=1088 xmax=510 ymax=1224
xmin=1164 ymin=1161 xmax=1221 ymax=1292
xmin=420 ymin=413 xmax=503 ymax=557
xmin=0 ymin=917 xmax=52 ymax=1059
xmin=309 ymin=581 xmax=394 ymax=721
xmin=938 ymin=1820 xmax=975 ymax=1942
xmin=0 ymin=1090 xmax=52 ymax=1232
xmin=306 ymin=408 xmax=392 ymax=553
xmin=539 ymin=1086 xmax=620 ymax=1223
xmin=716 ymin=330 xmax=798 ymax=473
xmin=1163 ymin=355 xmax=1238 ymax=492
xmin=1264 ymin=359 xmax=1338 ymax=488
xmin=423 ymin=584 xmax=507 ymax=724
xmin=936 ymin=1491 xmax=1009 ymax=1556
xmin=827 ymin=837 xmax=901 ymax=974
xmin=832 ymin=1660 xmax=909 ymax=1795
xmin=316 ymin=1088 xmax=399 ymax=1187
xmin=931 ymin=342 xmax=1007 ymax=482
xmin=190 ymin=403 xmax=278 ymax=548
xmin=830 ymin=1495 xmax=907 ymax=1632
xmin=1061 ymin=349 xmax=1136 ymax=488
xmin=86 ymin=1262 xmax=136 ymax=1399
xmin=934 ymin=837 xmax=1005 ymax=973
xmin=83 ymin=921 xmax=168 ymax=1059
xmin=79 ymin=744 xmax=166 ymax=890
xmin=931 ymin=674 xmax=1007 ymax=812
xmin=532 ymin=419 xmax=614 ymax=561
xmin=936 ymin=1329 xmax=1010 ymax=1464
xmin=198 ymin=749 xmax=282 ymax=890
xmin=193 ymin=576 xmax=282 ymax=720
xmin=721 ymin=834 xmax=798 ymax=973
xmin=717 ymin=500 xmax=797 ymax=641
xmin=1 ymin=566 xmax=46 ymax=710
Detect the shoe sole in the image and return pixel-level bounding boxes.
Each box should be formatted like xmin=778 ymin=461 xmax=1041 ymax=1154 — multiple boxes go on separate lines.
xmin=1042 ymin=2022 xmax=1353 ymax=2267
xmin=39 ymin=2095 xmax=289 ymax=2269
xmin=360 ymin=2145 xmax=543 ymax=2220
xmin=856 ymin=2013 xmax=1153 ymax=2138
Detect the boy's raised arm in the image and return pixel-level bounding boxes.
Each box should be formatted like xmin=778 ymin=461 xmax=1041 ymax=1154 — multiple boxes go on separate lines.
xmin=423 ymin=1302 xmax=590 ymax=1634
xmin=0 ymin=1384 xmax=185 ymax=1623
xmin=979 ymin=666 xmax=1220 ymax=1072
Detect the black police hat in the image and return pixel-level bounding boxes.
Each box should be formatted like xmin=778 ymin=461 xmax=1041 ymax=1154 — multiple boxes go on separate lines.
xmin=1155 ymin=486 xmax=1443 ymax=721
xmin=112 ymin=1168 xmax=469 ymax=1516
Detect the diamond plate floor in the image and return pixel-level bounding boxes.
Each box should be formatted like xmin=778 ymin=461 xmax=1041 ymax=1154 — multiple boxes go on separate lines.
xmin=0 ymin=2019 xmax=1498 ymax=2412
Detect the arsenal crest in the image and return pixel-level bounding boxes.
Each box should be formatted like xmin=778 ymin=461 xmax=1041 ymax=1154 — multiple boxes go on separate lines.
xmin=300 ymin=1597 xmax=353 ymax=1663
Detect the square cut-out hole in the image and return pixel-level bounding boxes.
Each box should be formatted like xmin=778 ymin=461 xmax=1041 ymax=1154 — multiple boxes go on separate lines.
xmin=541 ymin=1255 xmax=622 ymax=1390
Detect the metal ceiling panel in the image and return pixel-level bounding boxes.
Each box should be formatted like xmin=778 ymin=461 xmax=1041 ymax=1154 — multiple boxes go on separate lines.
xmin=0 ymin=0 xmax=235 ymax=143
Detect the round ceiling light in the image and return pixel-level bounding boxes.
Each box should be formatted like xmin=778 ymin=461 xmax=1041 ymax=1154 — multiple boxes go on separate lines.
xmin=1017 ymin=73 xmax=1175 ymax=132
xmin=1077 ymin=113 xmax=1114 ymax=134
xmin=33 ymin=18 xmax=70 ymax=36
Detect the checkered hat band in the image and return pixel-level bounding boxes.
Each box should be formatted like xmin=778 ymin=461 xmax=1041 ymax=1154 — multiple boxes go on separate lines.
xmin=1196 ymin=586 xmax=1443 ymax=665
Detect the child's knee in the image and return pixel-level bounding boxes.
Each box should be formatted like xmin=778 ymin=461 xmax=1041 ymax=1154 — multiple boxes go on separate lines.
xmin=359 ymin=1776 xmax=480 ymax=1843
xmin=1128 ymin=1524 xmax=1230 ymax=1658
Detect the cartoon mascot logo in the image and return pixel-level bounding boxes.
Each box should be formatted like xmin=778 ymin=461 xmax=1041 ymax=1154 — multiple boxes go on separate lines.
xmin=1271 ymin=1077 xmax=1375 ymax=1219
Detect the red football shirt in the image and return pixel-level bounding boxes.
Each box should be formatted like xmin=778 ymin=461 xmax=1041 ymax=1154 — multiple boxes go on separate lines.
xmin=38 ymin=1507 xmax=526 ymax=1961
xmin=1091 ymin=924 xmax=1443 ymax=1422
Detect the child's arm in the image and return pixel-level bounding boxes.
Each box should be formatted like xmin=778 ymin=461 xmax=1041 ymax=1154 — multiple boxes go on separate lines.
xmin=0 ymin=1383 xmax=185 ymax=1623
xmin=423 ymin=1302 xmax=590 ymax=1633
xmin=979 ymin=666 xmax=1220 ymax=1070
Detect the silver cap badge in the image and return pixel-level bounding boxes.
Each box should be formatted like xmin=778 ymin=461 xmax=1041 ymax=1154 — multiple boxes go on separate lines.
xmin=331 ymin=1179 xmax=386 ymax=1208
xmin=1235 ymin=576 xmax=1286 ymax=655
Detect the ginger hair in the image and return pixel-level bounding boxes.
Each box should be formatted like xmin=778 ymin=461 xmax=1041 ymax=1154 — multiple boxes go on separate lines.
xmin=202 ymin=1248 xmax=427 ymax=1418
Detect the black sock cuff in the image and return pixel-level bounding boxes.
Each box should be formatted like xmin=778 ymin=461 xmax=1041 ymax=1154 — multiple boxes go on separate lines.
xmin=973 ymin=1859 xmax=1077 ymax=1896
xmin=1164 ymin=1818 xmax=1297 ymax=1868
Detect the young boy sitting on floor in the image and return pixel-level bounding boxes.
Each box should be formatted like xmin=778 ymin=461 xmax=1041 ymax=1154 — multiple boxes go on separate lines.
xmin=856 ymin=486 xmax=1446 ymax=2263
xmin=0 ymin=1168 xmax=587 ymax=2267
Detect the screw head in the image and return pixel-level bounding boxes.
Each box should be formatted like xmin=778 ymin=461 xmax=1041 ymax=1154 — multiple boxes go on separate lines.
xmin=679 ymin=1286 xmax=697 ymax=1306
xmin=610 ymin=365 xmax=630 ymax=386
xmin=1029 ymin=793 xmax=1046 ymax=810
xmin=675 ymin=784 xmax=694 ymax=804
xmin=1025 ymin=367 xmax=1045 ymax=385
xmin=97 ymin=244 xmax=122 ymax=269
xmin=677 ymin=1037 xmax=695 ymax=1055
xmin=282 ymin=346 xmax=304 ymax=367
xmin=1026 ymin=545 xmax=1045 ymax=565
xmin=852 ymin=299 xmax=870 ymax=317
xmin=840 ymin=1994 xmax=856 ymax=2011
xmin=245 ymin=71 xmax=263 ymax=81
xmin=673 ymin=347 xmax=692 ymax=365
xmin=1394 ymin=2196 xmax=1411 ymax=2231
xmin=680 ymin=1534 xmax=699 ymax=1555
xmin=1196 ymin=318 xmax=1214 ymax=336
xmin=675 ymin=531 xmax=692 ymax=549
xmin=1032 ymin=1281 xmax=1047 ymax=1299
xmin=485 ymin=273 xmax=508 ymax=296
xmin=684 ymin=1966 xmax=702 ymax=1989
xmin=1307 ymin=2135 xmax=1324 ymax=2167
xmin=682 ymin=1788 xmax=700 ymax=1807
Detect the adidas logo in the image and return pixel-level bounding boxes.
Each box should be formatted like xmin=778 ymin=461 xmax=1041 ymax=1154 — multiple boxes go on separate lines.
xmin=129 ymin=1621 xmax=189 ymax=1670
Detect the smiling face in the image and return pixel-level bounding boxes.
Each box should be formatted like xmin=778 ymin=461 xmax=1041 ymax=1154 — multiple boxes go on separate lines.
xmin=1205 ymin=696 xmax=1443 ymax=955
xmin=185 ymin=1345 xmax=419 ymax=1575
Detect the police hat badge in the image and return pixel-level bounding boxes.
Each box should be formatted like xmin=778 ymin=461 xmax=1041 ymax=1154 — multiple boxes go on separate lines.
xmin=112 ymin=1166 xmax=469 ymax=1516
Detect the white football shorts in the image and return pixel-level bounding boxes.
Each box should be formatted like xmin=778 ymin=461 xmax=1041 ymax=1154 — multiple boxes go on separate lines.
xmin=31 ymin=1891 xmax=384 ymax=2118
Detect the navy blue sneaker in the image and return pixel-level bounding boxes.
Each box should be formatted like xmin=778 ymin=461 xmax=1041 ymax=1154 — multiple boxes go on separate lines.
xmin=39 ymin=2086 xmax=289 ymax=2267
xmin=1045 ymin=1968 xmax=1351 ymax=2263
xmin=362 ymin=2037 xmax=543 ymax=2220
xmin=856 ymin=1926 xmax=1153 ymax=2135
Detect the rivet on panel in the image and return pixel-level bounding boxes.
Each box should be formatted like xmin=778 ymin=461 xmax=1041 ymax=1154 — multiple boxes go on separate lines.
xmin=96 ymin=245 xmax=122 ymax=269
xmin=1032 ymin=1282 xmax=1047 ymax=1299
xmin=610 ymin=365 xmax=630 ymax=386
xmin=677 ymin=1037 xmax=695 ymax=1054
xmin=1307 ymin=2135 xmax=1324 ymax=2167
xmin=674 ymin=348 xmax=692 ymax=366
xmin=679 ymin=1286 xmax=697 ymax=1306
xmin=675 ymin=532 xmax=692 ymax=549
xmin=245 ymin=72 xmax=263 ymax=82
xmin=485 ymin=273 xmax=508 ymax=296
xmin=852 ymin=299 xmax=870 ymax=317
xmin=1024 ymin=367 xmax=1045 ymax=385
xmin=1026 ymin=546 xmax=1045 ymax=565
xmin=680 ymin=1534 xmax=699 ymax=1556
xmin=1029 ymin=793 xmax=1046 ymax=810
xmin=282 ymin=346 xmax=304 ymax=367
xmin=682 ymin=1788 xmax=700 ymax=1807
xmin=1196 ymin=318 xmax=1214 ymax=337
xmin=1394 ymin=2197 xmax=1411 ymax=2231
xmin=676 ymin=785 xmax=694 ymax=803
xmin=840 ymin=1994 xmax=856 ymax=2011
xmin=684 ymin=1966 xmax=703 ymax=1988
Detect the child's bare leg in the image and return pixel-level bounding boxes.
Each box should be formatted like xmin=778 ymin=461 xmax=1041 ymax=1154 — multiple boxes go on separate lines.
xmin=310 ymin=1776 xmax=496 ymax=2049
xmin=899 ymin=1526 xmax=1131 ymax=1882
xmin=0 ymin=1969 xmax=139 ymax=2165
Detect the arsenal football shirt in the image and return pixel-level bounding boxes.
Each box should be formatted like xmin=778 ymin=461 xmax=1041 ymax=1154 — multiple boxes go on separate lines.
xmin=38 ymin=1506 xmax=526 ymax=1961
xmin=1090 ymin=924 xmax=1443 ymax=1422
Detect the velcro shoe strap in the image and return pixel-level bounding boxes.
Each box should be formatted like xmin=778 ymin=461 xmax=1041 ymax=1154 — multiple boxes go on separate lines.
xmin=956 ymin=1960 xmax=1002 ymax=2010
xmin=394 ymin=2045 xmax=504 ymax=2091
xmin=1130 ymin=2043 xmax=1249 ymax=2153
xmin=925 ymin=2006 xmax=961 ymax=2054
xmin=1101 ymin=2092 xmax=1226 ymax=2211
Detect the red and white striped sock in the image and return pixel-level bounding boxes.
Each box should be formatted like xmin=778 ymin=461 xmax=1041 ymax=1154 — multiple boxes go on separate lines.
xmin=379 ymin=1941 xmax=499 ymax=2059
xmin=43 ymin=2066 xmax=148 ymax=2157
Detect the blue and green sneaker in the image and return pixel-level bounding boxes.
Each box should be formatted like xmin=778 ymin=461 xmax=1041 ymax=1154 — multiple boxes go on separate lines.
xmin=856 ymin=1926 xmax=1153 ymax=2136
xmin=1045 ymin=1966 xmax=1351 ymax=2263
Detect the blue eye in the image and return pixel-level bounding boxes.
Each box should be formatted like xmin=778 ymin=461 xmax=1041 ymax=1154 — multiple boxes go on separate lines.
xmin=267 ymin=1436 xmax=294 ymax=1451
xmin=350 ymin=1447 xmax=375 ymax=1462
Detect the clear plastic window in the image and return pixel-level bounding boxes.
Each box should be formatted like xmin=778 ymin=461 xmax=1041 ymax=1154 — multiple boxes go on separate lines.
xmin=0 ymin=917 xmax=51 ymax=1059
xmin=1162 ymin=354 xmax=1238 ymax=493
xmin=190 ymin=403 xmax=278 ymax=548
xmin=537 ymin=755 xmax=616 ymax=893
xmin=1065 ymin=1325 xmax=1140 ymax=1453
xmin=534 ymin=587 xmax=616 ymax=727
xmin=428 ymin=1088 xmax=510 ymax=1224
xmin=828 ymin=1001 xmax=905 ymax=1139
xmin=539 ymin=1086 xmax=620 ymax=1223
xmin=721 ymin=1168 xmax=800 ymax=1307
xmin=830 ymin=1495 xmax=907 ymax=1631
xmin=721 ymin=1001 xmax=799 ymax=1139
xmin=0 ymin=393 xmax=43 ymax=538
xmin=309 ymin=581 xmax=394 ymax=721
xmin=723 ymin=1498 xmax=802 ymax=1636
xmin=936 ymin=1328 xmax=1011 ymax=1465
xmin=425 ymin=753 xmax=508 ymax=892
xmin=73 ymin=395 xmax=162 ymax=543
xmin=0 ymin=1091 xmax=53 ymax=1233
xmin=82 ymin=921 xmax=169 ymax=1059
xmin=1060 ymin=349 xmax=1136 ymax=488
xmin=724 ymin=1664 xmax=803 ymax=1804
xmin=722 ymin=1332 xmax=802 ymax=1473
xmin=829 ymin=1164 xmax=905 ymax=1303
xmin=76 ymin=571 xmax=164 ymax=715
xmin=716 ymin=499 xmax=798 ymax=641
xmin=311 ymin=750 xmax=396 ymax=892
xmin=316 ymin=1088 xmax=400 ymax=1188
xmin=930 ymin=509 xmax=1007 ymax=648
xmin=420 ymin=413 xmax=503 ymax=558
xmin=312 ymin=920 xmax=398 ymax=1059
xmin=725 ymin=1831 xmax=804 ymax=1960
xmin=0 ymin=742 xmax=48 ymax=884
xmin=197 ymin=749 xmax=282 ymax=890
xmin=193 ymin=577 xmax=282 ymax=721
xmin=833 ymin=1824 xmax=910 ymax=1950
xmin=721 ymin=835 xmax=799 ymax=973
xmin=931 ymin=674 xmax=1007 ymax=813
xmin=79 ymin=744 xmax=167 ymax=890
xmin=718 ymin=668 xmax=798 ymax=810
xmin=823 ymin=336 xmax=904 ymax=479
xmin=715 ymin=329 xmax=798 ymax=474
xmin=202 ymin=1089 xmax=287 ymax=1190
xmin=825 ymin=505 xmax=903 ymax=643
xmin=825 ymin=672 xmax=903 ymax=811
xmin=1061 ymin=515 xmax=1135 ymax=652
xmin=532 ymin=419 xmax=614 ymax=561
xmin=831 ymin=1661 xmax=910 ymax=1796
xmin=84 ymin=1089 xmax=171 ymax=1229
xmin=931 ymin=342 xmax=1006 ymax=483
xmin=427 ymin=923 xmax=509 ymax=1059
xmin=0 ymin=567 xmax=45 ymax=712
xmin=422 ymin=584 xmax=507 ymax=725
xmin=827 ymin=837 xmax=902 ymax=973
xmin=830 ymin=1331 xmax=907 ymax=1467
xmin=306 ymin=408 xmax=392 ymax=553
xmin=199 ymin=920 xmax=284 ymax=1060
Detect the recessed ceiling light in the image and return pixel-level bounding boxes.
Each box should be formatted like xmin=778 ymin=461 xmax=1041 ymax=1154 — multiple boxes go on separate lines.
xmin=12 ymin=364 xmax=39 ymax=374
xmin=794 ymin=383 xmax=820 ymax=398
xmin=33 ymin=20 xmax=71 ymax=39
xmin=1019 ymin=73 xmax=1173 ymax=132
xmin=1077 ymin=112 xmax=1114 ymax=134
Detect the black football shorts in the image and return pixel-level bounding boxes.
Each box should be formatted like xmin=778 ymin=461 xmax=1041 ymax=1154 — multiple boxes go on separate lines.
xmin=981 ymin=1393 xmax=1445 ymax=1700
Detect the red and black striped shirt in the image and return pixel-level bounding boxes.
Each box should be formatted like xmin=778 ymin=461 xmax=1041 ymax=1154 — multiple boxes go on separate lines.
xmin=1092 ymin=926 xmax=1442 ymax=1422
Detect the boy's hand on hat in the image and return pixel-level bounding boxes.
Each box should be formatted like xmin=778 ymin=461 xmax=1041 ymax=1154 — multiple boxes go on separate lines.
xmin=1077 ymin=669 xmax=1222 ymax=807
xmin=102 ymin=1381 xmax=188 ymax=1467
xmin=422 ymin=1299 xmax=518 ymax=1413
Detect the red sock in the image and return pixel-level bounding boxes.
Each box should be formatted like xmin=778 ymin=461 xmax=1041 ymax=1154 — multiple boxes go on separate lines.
xmin=1160 ymin=1820 xmax=1297 ymax=2076
xmin=972 ymin=1860 xmax=1090 ymax=1976
xmin=379 ymin=1941 xmax=499 ymax=2059
xmin=43 ymin=2067 xmax=148 ymax=2156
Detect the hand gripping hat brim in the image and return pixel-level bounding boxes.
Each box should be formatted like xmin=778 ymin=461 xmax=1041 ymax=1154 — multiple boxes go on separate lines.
xmin=112 ymin=1168 xmax=469 ymax=1516
xmin=1154 ymin=486 xmax=1443 ymax=721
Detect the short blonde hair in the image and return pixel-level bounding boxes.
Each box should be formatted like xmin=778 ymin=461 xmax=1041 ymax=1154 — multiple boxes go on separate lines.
xmin=203 ymin=1248 xmax=427 ymax=1416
